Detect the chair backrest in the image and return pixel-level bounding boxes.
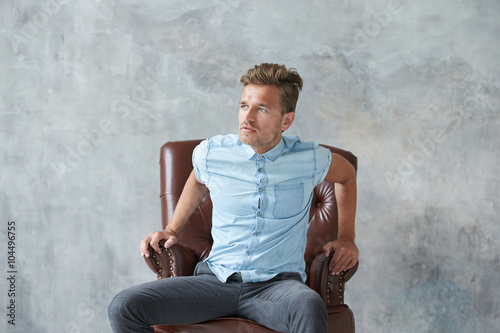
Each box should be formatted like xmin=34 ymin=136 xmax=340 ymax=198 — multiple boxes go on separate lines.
xmin=159 ymin=140 xmax=357 ymax=279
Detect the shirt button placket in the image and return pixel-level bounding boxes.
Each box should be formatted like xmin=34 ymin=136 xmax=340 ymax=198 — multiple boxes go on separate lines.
xmin=246 ymin=154 xmax=266 ymax=265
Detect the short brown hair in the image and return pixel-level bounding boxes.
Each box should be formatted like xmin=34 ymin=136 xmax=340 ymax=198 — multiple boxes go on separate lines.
xmin=240 ymin=63 xmax=303 ymax=114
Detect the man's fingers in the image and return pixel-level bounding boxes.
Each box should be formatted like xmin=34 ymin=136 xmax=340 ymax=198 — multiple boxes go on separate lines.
xmin=331 ymin=258 xmax=350 ymax=275
xmin=329 ymin=249 xmax=358 ymax=274
xmin=330 ymin=254 xmax=349 ymax=274
xmin=140 ymin=237 xmax=152 ymax=257
xmin=140 ymin=232 xmax=162 ymax=257
xmin=149 ymin=233 xmax=163 ymax=254
xmin=323 ymin=243 xmax=337 ymax=257
xmin=163 ymin=236 xmax=176 ymax=249
xmin=324 ymin=238 xmax=359 ymax=274
xmin=344 ymin=258 xmax=357 ymax=271
xmin=140 ymin=231 xmax=178 ymax=257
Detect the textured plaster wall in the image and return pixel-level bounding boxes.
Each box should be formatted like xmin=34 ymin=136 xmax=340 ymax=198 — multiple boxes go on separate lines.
xmin=1 ymin=0 xmax=499 ymax=332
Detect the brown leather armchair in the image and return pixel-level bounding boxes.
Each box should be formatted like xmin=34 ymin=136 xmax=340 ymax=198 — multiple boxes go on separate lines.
xmin=144 ymin=140 xmax=359 ymax=333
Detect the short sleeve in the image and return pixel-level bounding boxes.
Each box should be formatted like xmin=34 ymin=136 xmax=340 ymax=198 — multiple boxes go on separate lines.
xmin=192 ymin=139 xmax=209 ymax=184
xmin=313 ymin=145 xmax=332 ymax=186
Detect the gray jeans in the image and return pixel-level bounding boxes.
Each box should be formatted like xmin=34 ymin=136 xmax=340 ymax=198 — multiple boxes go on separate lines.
xmin=108 ymin=262 xmax=327 ymax=333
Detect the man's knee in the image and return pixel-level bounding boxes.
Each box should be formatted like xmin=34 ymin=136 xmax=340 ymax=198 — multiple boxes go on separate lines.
xmin=294 ymin=289 xmax=326 ymax=314
xmin=288 ymin=289 xmax=327 ymax=333
xmin=108 ymin=288 xmax=140 ymax=322
xmin=108 ymin=287 xmax=157 ymax=332
xmin=108 ymin=289 xmax=127 ymax=321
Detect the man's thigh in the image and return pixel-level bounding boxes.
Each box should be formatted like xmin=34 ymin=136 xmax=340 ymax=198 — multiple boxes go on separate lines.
xmin=111 ymin=262 xmax=241 ymax=325
xmin=238 ymin=275 xmax=327 ymax=332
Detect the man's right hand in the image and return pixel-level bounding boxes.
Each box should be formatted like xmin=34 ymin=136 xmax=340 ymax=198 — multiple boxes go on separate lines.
xmin=140 ymin=229 xmax=178 ymax=258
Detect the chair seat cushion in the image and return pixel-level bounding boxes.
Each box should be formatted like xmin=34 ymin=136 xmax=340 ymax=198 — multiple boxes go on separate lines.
xmin=153 ymin=305 xmax=354 ymax=333
xmin=153 ymin=317 xmax=278 ymax=333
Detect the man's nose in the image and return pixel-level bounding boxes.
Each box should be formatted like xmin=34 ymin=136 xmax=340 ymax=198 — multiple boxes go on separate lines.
xmin=243 ymin=107 xmax=257 ymax=122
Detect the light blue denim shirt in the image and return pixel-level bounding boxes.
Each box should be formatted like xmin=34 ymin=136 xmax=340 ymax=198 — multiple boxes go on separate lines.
xmin=192 ymin=134 xmax=331 ymax=283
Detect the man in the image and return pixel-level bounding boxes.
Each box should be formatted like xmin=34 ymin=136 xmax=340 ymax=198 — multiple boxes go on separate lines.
xmin=108 ymin=63 xmax=358 ymax=333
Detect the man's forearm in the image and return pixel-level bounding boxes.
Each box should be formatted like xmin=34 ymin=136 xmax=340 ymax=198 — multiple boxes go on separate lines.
xmin=324 ymin=153 xmax=357 ymax=241
xmin=334 ymin=176 xmax=357 ymax=241
xmin=166 ymin=170 xmax=209 ymax=235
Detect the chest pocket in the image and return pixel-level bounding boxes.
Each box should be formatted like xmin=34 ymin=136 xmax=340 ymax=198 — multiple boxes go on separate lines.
xmin=273 ymin=183 xmax=304 ymax=218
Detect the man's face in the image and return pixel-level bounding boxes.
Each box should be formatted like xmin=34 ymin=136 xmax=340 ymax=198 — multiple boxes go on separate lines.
xmin=238 ymin=84 xmax=295 ymax=154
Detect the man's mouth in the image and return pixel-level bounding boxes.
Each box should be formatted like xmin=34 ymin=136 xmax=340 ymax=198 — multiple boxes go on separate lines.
xmin=240 ymin=125 xmax=256 ymax=133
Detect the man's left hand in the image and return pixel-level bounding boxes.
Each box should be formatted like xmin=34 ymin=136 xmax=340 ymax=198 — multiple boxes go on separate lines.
xmin=322 ymin=236 xmax=359 ymax=275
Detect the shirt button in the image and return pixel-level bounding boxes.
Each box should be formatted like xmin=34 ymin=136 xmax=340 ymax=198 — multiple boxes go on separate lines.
xmin=246 ymin=251 xmax=251 ymax=256
xmin=257 ymin=211 xmax=262 ymax=216
xmin=258 ymin=155 xmax=263 ymax=160
xmin=258 ymin=187 xmax=263 ymax=192
xmin=258 ymin=168 xmax=263 ymax=173
xmin=253 ymin=232 xmax=259 ymax=237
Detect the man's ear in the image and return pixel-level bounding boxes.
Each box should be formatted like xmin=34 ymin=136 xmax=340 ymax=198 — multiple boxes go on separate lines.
xmin=281 ymin=112 xmax=295 ymax=131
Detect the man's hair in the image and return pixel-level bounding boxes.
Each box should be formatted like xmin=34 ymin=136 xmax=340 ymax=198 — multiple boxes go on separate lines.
xmin=240 ymin=63 xmax=303 ymax=114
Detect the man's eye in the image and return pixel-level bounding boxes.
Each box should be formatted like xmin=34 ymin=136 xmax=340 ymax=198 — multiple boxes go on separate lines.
xmin=240 ymin=105 xmax=248 ymax=110
xmin=259 ymin=108 xmax=267 ymax=112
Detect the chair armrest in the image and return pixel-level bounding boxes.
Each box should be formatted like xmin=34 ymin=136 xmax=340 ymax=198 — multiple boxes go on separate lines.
xmin=309 ymin=252 xmax=359 ymax=306
xmin=144 ymin=241 xmax=198 ymax=279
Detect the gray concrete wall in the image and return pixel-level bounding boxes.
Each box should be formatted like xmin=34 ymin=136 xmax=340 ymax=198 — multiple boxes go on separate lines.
xmin=1 ymin=0 xmax=499 ymax=332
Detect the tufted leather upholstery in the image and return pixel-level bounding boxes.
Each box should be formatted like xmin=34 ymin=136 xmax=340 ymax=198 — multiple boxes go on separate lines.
xmin=144 ymin=140 xmax=358 ymax=333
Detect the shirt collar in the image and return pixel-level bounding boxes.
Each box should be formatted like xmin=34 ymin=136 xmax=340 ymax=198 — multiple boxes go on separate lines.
xmin=240 ymin=137 xmax=285 ymax=162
